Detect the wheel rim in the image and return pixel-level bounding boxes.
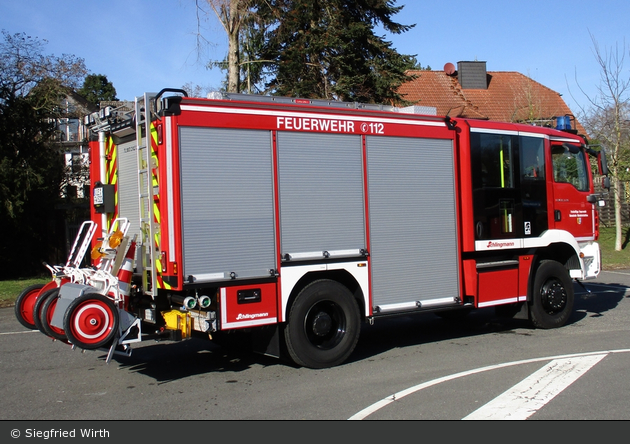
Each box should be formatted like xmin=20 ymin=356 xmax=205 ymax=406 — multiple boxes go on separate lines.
xmin=18 ymin=287 xmax=42 ymax=326
xmin=70 ymin=300 xmax=115 ymax=344
xmin=540 ymin=278 xmax=567 ymax=314
xmin=303 ymin=300 xmax=347 ymax=350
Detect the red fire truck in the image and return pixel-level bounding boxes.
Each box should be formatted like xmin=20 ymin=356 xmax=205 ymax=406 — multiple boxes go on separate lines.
xmin=19 ymin=89 xmax=608 ymax=368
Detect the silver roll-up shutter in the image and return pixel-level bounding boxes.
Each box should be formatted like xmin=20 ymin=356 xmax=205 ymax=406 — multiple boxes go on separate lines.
xmin=277 ymin=132 xmax=366 ymax=261
xmin=179 ymin=127 xmax=276 ymax=283
xmin=117 ymin=138 xmax=143 ymax=241
xmin=366 ymin=136 xmax=459 ymax=306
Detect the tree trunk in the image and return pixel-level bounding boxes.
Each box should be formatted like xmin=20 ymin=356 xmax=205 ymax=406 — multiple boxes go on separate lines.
xmin=613 ymin=166 xmax=623 ymax=251
xmin=227 ymin=0 xmax=240 ymax=93
xmin=613 ymin=117 xmax=624 ymax=251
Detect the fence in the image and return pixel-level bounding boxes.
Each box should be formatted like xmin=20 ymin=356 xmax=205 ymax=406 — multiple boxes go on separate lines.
xmin=596 ymin=180 xmax=630 ymax=227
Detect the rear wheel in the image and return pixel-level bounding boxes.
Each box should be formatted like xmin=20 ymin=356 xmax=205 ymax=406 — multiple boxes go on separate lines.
xmin=529 ymin=260 xmax=574 ymax=329
xmin=14 ymin=283 xmax=45 ymax=329
xmin=284 ymin=280 xmax=361 ymax=369
xmin=63 ymin=293 xmax=119 ymax=350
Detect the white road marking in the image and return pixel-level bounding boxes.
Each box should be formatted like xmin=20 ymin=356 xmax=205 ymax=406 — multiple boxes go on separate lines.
xmin=348 ymin=349 xmax=630 ymax=420
xmin=462 ymin=354 xmax=607 ymax=420
xmin=0 ymin=330 xmax=39 ymax=335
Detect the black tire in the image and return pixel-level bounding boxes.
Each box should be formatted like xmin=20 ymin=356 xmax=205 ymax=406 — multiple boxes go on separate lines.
xmin=39 ymin=288 xmax=68 ymax=342
xmin=14 ymin=283 xmax=45 ymax=329
xmin=63 ymin=293 xmax=119 ymax=350
xmin=529 ymin=260 xmax=574 ymax=329
xmin=33 ymin=288 xmax=59 ymax=334
xmin=284 ymin=280 xmax=361 ymax=369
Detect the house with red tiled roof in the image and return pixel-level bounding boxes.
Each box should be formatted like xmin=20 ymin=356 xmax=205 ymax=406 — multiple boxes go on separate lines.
xmin=398 ymin=61 xmax=587 ymax=136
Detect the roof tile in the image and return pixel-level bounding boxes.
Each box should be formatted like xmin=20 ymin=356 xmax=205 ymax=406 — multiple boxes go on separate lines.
xmin=398 ymin=69 xmax=586 ymax=135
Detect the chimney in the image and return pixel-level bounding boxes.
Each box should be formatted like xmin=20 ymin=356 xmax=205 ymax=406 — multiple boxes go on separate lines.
xmin=457 ymin=61 xmax=488 ymax=89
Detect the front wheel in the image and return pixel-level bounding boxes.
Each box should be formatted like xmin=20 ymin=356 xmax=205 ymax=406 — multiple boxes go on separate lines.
xmin=284 ymin=280 xmax=361 ymax=369
xmin=63 ymin=293 xmax=119 ymax=350
xmin=529 ymin=260 xmax=574 ymax=329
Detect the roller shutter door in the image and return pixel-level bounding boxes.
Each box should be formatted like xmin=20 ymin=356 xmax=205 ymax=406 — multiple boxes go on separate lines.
xmin=366 ymin=136 xmax=459 ymax=306
xmin=277 ymin=132 xmax=366 ymax=261
xmin=179 ymin=127 xmax=276 ymax=282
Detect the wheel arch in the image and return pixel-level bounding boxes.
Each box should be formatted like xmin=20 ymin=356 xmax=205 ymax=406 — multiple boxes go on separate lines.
xmin=532 ymin=242 xmax=580 ymax=278
xmin=282 ymin=267 xmax=367 ymax=323
xmin=530 ymin=229 xmax=585 ymax=278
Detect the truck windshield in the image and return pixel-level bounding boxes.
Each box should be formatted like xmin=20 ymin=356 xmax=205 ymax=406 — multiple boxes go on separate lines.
xmin=551 ymin=144 xmax=589 ymax=191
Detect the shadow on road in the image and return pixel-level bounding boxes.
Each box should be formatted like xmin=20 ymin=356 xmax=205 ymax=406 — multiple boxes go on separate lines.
xmin=109 ymin=335 xmax=282 ymax=383
xmin=575 ymin=280 xmax=630 ymax=319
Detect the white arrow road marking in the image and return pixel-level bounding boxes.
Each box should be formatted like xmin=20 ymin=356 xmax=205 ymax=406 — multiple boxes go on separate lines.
xmin=462 ymin=354 xmax=607 ymax=420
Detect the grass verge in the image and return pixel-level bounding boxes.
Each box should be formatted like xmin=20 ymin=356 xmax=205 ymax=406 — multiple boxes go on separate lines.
xmin=0 ymin=276 xmax=50 ymax=308
xmin=597 ymin=226 xmax=630 ymax=270
xmin=1 ymin=228 xmax=628 ymax=309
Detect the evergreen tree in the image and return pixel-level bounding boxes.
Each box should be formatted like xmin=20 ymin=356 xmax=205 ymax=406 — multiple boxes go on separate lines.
xmin=258 ymin=0 xmax=417 ymax=104
xmin=79 ymin=74 xmax=117 ymax=108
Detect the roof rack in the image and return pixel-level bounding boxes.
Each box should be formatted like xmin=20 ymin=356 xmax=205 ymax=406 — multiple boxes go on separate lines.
xmin=206 ymin=91 xmax=437 ymax=115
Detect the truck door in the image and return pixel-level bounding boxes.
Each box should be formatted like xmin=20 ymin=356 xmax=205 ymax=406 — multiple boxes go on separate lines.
xmin=550 ymin=142 xmax=595 ymax=240
xmin=471 ymin=131 xmax=520 ymax=240
xmin=470 ymin=131 xmax=548 ymax=242
xmin=519 ymin=135 xmax=548 ymax=238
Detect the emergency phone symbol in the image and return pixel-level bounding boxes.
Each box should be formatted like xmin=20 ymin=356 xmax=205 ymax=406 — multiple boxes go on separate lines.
xmin=524 ymin=221 xmax=531 ymax=236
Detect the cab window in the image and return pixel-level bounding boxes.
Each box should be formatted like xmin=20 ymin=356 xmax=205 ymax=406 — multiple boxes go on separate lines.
xmin=476 ymin=134 xmax=514 ymax=188
xmin=520 ymin=137 xmax=545 ymax=180
xmin=552 ymin=144 xmax=589 ymax=191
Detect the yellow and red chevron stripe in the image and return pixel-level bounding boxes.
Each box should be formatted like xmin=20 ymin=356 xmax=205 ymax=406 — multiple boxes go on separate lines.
xmin=150 ymin=123 xmax=171 ymax=290
xmin=105 ymin=136 xmax=119 ymax=231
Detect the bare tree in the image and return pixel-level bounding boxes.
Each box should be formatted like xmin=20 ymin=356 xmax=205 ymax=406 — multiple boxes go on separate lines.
xmin=181 ymin=81 xmax=212 ymax=98
xmin=574 ymin=33 xmax=630 ymax=251
xmin=196 ymin=0 xmax=253 ymax=93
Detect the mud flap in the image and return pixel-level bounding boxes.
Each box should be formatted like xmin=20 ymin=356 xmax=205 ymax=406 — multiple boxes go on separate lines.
xmin=251 ymin=324 xmax=282 ymax=359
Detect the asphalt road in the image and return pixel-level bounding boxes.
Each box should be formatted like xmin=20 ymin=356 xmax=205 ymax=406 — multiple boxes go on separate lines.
xmin=1 ymin=269 xmax=629 ymax=421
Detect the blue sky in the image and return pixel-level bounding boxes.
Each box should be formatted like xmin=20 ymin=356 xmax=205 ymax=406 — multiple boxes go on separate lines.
xmin=2 ymin=0 xmax=629 ymax=113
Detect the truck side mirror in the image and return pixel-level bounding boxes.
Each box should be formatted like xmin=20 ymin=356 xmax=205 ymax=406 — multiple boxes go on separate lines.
xmin=598 ymin=150 xmax=609 ymax=176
